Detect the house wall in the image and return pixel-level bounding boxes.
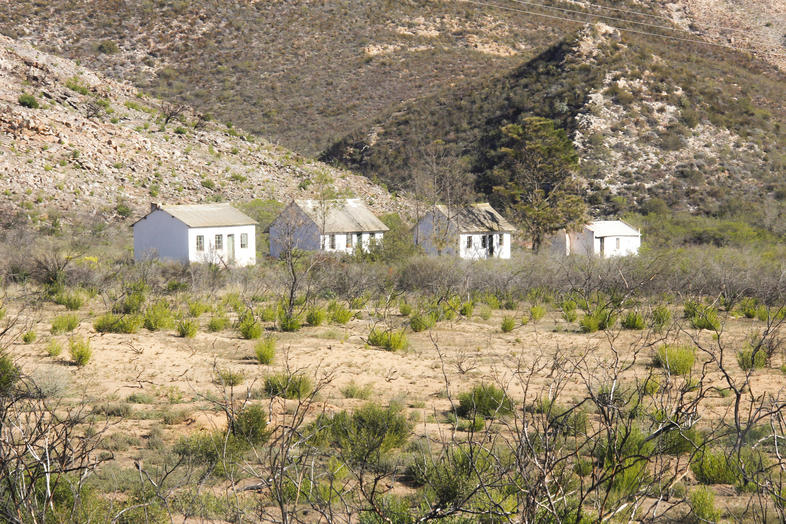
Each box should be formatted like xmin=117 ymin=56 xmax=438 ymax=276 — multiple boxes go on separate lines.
xmin=550 ymin=230 xmax=570 ymax=257
xmin=133 ymin=210 xmax=190 ymax=263
xmin=268 ymin=205 xmax=320 ymax=258
xmin=319 ymin=232 xmax=383 ymax=254
xmin=414 ymin=212 xmax=457 ymax=256
xmin=189 ymin=225 xmax=256 ymax=266
xmin=594 ymin=235 xmax=640 ymax=257
xmin=459 ymin=233 xmax=512 ymax=260
xmin=568 ymin=229 xmax=596 ymax=256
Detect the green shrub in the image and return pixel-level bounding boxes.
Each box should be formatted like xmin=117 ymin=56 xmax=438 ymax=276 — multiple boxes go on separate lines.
xmin=46 ymin=339 xmax=63 ymax=357
xmin=113 ymin=287 xmax=146 ymax=314
xmin=456 ymin=383 xmax=513 ymax=419
xmin=367 ymin=328 xmax=408 ymax=351
xmin=560 ymin=299 xmax=577 ymax=322
xmin=500 ymin=316 xmax=515 ymax=333
xmin=233 ymin=404 xmax=269 ymax=445
xmin=97 ymin=40 xmax=119 ymax=54
xmin=621 ymin=311 xmax=646 ymax=330
xmin=215 ymin=368 xmax=245 ymax=387
xmin=21 ymin=331 xmax=37 ymax=344
xmin=479 ymin=306 xmax=492 ymax=320
xmin=658 ymin=426 xmax=701 ymax=455
xmin=410 ymin=312 xmax=436 ymax=332
xmin=127 ymin=392 xmax=155 ymax=404
xmin=457 ymin=414 xmax=485 ymax=432
xmin=529 ymin=305 xmax=546 ymax=322
xmin=238 ymin=312 xmax=262 ymax=339
xmin=278 ymin=310 xmax=301 ymax=332
xmin=580 ymin=307 xmax=617 ymax=333
xmin=650 ymin=305 xmax=671 ymax=331
xmin=330 ymin=303 xmax=353 ymax=325
xmin=689 ymin=486 xmax=720 ymax=522
xmin=341 ymin=381 xmax=372 ymax=399
xmin=0 ymin=355 xmax=20 ymax=396
xmin=94 ymin=313 xmax=142 ymax=334
xmin=69 ymin=337 xmax=92 ymax=367
xmin=306 ymin=307 xmax=326 ymax=326
xmin=399 ymin=302 xmax=413 ymax=317
xmin=690 ymin=305 xmax=721 ymax=330
xmin=691 ymin=448 xmax=737 ymax=485
xmin=737 ymin=346 xmax=767 ymax=371
xmin=93 ymin=402 xmax=132 ymax=417
xmin=532 ymin=398 xmax=588 ymax=436
xmin=143 ymin=300 xmax=174 ymax=331
xmin=53 ymin=290 xmax=84 ymax=310
xmin=459 ymin=301 xmax=473 ymax=317
xmin=176 ymin=319 xmax=198 ymax=338
xmin=739 ymin=297 xmax=758 ymax=319
xmin=187 ymin=300 xmax=210 ymax=317
xmin=654 ymin=345 xmax=695 ymax=376
xmin=254 ymin=337 xmax=275 ymax=365
xmin=264 ymin=373 xmax=313 ymax=399
xmin=258 ymin=306 xmax=277 ymax=322
xmin=51 ymin=314 xmax=79 ymax=334
xmin=18 ymin=93 xmax=39 ymax=109
xmin=207 ymin=315 xmax=229 ymax=332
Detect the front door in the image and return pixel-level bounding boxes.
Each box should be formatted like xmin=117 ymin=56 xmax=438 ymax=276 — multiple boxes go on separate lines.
xmin=487 ymin=234 xmax=494 ymax=257
xmin=227 ymin=234 xmax=235 ymax=263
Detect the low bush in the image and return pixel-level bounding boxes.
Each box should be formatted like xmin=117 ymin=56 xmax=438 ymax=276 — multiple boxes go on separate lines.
xmin=187 ymin=300 xmax=210 ymax=317
xmin=69 ymin=337 xmax=92 ymax=367
xmin=306 ymin=307 xmax=326 ymax=326
xmin=207 ymin=315 xmax=229 ymax=332
xmin=410 ymin=312 xmax=436 ymax=332
xmin=739 ymin=297 xmax=758 ymax=319
xmin=529 ymin=305 xmax=546 ymax=322
xmin=532 ymin=398 xmax=588 ymax=436
xmin=238 ymin=312 xmax=262 ymax=339
xmin=21 ymin=331 xmax=36 ymax=344
xmin=560 ymin=299 xmax=577 ymax=323
xmin=233 ymin=404 xmax=269 ymax=445
xmin=53 ymin=290 xmax=84 ymax=310
xmin=93 ymin=402 xmax=132 ymax=417
xmin=127 ymin=392 xmax=155 ymax=404
xmin=29 ymin=365 xmax=70 ymax=398
xmin=94 ymin=313 xmax=142 ymax=334
xmin=459 ymin=301 xmax=473 ymax=317
xmin=691 ymin=448 xmax=737 ymax=484
xmin=367 ymin=328 xmax=408 ymax=351
xmin=176 ymin=319 xmax=198 ymax=338
xmin=18 ymin=93 xmax=39 ymax=109
xmin=621 ymin=311 xmax=646 ymax=330
xmin=113 ymin=287 xmax=146 ymax=315
xmin=254 ymin=337 xmax=275 ymax=365
xmin=45 ymin=339 xmax=63 ymax=357
xmin=264 ymin=372 xmax=313 ymax=399
xmin=341 ymin=381 xmax=372 ymax=399
xmin=143 ymin=300 xmax=174 ymax=331
xmin=580 ymin=307 xmax=617 ymax=333
xmin=500 ymin=316 xmax=515 ymax=333
xmin=51 ymin=314 xmax=79 ymax=334
xmin=278 ymin=310 xmax=301 ymax=332
xmin=689 ymin=486 xmax=720 ymax=523
xmin=479 ymin=306 xmax=492 ymax=320
xmin=0 ymin=355 xmax=21 ymax=396
xmin=399 ymin=302 xmax=413 ymax=317
xmin=258 ymin=306 xmax=277 ymax=322
xmin=689 ymin=304 xmax=721 ymax=331
xmin=215 ymin=368 xmax=245 ymax=387
xmin=653 ymin=345 xmax=695 ymax=376
xmin=650 ymin=305 xmax=671 ymax=331
xmin=737 ymin=346 xmax=767 ymax=371
xmin=456 ymin=383 xmax=513 ymax=419
xmin=330 ymin=303 xmax=353 ymax=325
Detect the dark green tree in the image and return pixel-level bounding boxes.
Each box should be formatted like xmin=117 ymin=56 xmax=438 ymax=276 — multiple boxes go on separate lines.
xmin=489 ymin=117 xmax=587 ymax=252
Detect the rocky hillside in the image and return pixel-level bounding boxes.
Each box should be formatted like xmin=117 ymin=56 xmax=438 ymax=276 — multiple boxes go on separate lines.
xmin=323 ymin=24 xmax=786 ymax=220
xmin=0 ymin=0 xmax=782 ymax=158
xmin=0 ymin=33 xmax=403 ymax=226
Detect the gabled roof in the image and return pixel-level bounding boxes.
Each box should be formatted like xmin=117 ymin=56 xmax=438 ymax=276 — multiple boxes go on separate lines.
xmin=434 ymin=203 xmax=516 ymax=233
xmin=294 ymin=199 xmax=388 ymax=234
xmin=134 ymin=203 xmax=257 ymax=228
xmin=586 ymin=220 xmax=640 ymax=237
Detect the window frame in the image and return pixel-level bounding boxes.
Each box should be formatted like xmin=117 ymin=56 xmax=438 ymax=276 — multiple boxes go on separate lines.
xmin=466 ymin=236 xmax=472 ymax=249
xmin=329 ymin=234 xmax=336 ymax=250
xmin=481 ymin=235 xmax=487 ymax=248
xmin=196 ymin=235 xmax=204 ymax=252
xmin=240 ymin=232 xmax=248 ymax=249
xmin=215 ymin=234 xmax=223 ymax=250
xmin=346 ymin=234 xmax=352 ymax=249
xmin=499 ymin=233 xmax=504 ymax=246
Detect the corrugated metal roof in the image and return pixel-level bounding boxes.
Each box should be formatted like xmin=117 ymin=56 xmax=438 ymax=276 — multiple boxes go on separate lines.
xmin=295 ymin=199 xmax=389 ymax=233
xmin=435 ymin=203 xmax=516 ymax=233
xmin=586 ymin=220 xmax=640 ymax=237
xmin=145 ymin=203 xmax=257 ymax=227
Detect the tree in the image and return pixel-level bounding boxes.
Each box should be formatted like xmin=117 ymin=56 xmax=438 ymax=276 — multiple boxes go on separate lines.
xmin=489 ymin=117 xmax=587 ymax=252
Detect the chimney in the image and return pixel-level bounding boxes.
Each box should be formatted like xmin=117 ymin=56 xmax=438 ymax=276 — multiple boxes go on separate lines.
xmin=151 ymin=202 xmax=161 ymax=212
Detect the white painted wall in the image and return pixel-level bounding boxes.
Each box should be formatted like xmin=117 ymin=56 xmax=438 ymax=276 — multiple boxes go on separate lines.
xmin=459 ymin=233 xmax=512 ymax=260
xmin=319 ymin=232 xmax=383 ymax=254
xmin=189 ymin=224 xmax=256 ymax=266
xmin=592 ymin=234 xmax=640 ymax=257
xmin=550 ymin=228 xmax=640 ymax=258
xmin=415 ymin=211 xmax=511 ymax=259
xmin=133 ymin=209 xmax=190 ymax=263
xmin=268 ymin=204 xmax=320 ymax=258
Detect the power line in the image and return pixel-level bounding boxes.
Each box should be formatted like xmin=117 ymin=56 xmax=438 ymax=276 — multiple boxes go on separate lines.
xmin=459 ymin=0 xmax=786 ymax=59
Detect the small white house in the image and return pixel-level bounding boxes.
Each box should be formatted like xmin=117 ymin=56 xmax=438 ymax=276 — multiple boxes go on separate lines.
xmin=133 ymin=203 xmax=257 ymax=266
xmin=551 ymin=220 xmax=641 ymax=258
xmin=414 ymin=203 xmax=516 ymax=260
xmin=267 ymin=199 xmax=388 ymax=258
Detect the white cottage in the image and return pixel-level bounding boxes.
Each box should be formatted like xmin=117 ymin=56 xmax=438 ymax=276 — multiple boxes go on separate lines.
xmin=267 ymin=199 xmax=388 ymax=258
xmin=414 ymin=203 xmax=516 ymax=260
xmin=551 ymin=220 xmax=641 ymax=258
xmin=133 ymin=203 xmax=257 ymax=266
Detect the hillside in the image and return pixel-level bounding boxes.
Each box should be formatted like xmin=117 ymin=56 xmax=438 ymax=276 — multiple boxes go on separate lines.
xmin=5 ymin=0 xmax=782 ymax=158
xmin=0 ymin=33 xmax=402 ymax=226
xmin=323 ymin=24 xmax=786 ymax=221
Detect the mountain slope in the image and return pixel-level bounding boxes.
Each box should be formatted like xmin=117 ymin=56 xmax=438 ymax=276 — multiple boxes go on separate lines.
xmin=322 ymin=24 xmax=786 ymax=220
xmin=0 ymin=33 xmax=402 ymax=226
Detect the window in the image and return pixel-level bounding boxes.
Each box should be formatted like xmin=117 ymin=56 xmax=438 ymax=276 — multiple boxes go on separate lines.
xmin=346 ymin=234 xmax=352 ymax=248
xmin=215 ymin=234 xmax=223 ymax=250
xmin=466 ymin=236 xmax=472 ymax=248
xmin=499 ymin=234 xmax=504 ymax=246
xmin=481 ymin=235 xmax=487 ymax=248
xmin=329 ymin=234 xmax=336 ymax=250
xmin=240 ymin=233 xmax=248 ymax=248
xmin=357 ymin=233 xmax=363 ymax=245
xmin=196 ymin=235 xmax=204 ymax=251
xmin=616 ymin=238 xmax=620 ymax=250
